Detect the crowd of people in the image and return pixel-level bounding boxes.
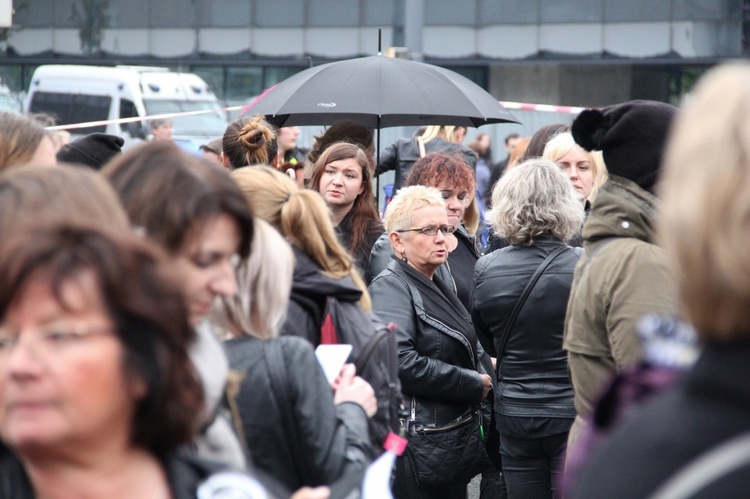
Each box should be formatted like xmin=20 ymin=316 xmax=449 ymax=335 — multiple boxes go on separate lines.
xmin=1 ymin=60 xmax=749 ymax=498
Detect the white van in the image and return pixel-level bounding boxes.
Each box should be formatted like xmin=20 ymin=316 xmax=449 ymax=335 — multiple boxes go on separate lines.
xmin=25 ymin=65 xmax=228 ymax=149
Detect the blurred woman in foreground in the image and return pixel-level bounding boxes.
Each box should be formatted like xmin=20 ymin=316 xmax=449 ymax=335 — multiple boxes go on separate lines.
xmin=0 ymin=225 xmax=219 ymax=497
xmin=570 ymin=61 xmax=750 ymax=498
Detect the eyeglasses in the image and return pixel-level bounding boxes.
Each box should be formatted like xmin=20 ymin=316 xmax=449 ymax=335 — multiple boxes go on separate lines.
xmin=0 ymin=323 xmax=115 ymax=361
xmin=396 ymin=224 xmax=456 ymax=236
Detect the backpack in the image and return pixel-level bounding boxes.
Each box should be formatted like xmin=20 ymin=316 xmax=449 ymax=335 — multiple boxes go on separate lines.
xmin=291 ymin=292 xmax=403 ymax=455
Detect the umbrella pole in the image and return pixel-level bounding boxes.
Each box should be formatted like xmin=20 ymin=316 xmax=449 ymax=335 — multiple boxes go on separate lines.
xmin=376 ymin=116 xmax=381 ymax=215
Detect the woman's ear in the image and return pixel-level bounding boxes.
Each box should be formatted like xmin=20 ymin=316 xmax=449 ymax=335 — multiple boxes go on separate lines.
xmin=128 ymin=374 xmax=149 ymax=401
xmin=389 ymin=231 xmax=405 ymax=256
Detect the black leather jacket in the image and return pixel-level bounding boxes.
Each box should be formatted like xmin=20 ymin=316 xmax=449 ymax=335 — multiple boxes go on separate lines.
xmin=224 ymin=335 xmax=371 ymax=492
xmin=369 ymin=259 xmax=487 ymax=427
xmin=375 ymin=136 xmax=478 ymax=192
xmin=471 ymin=236 xmax=581 ymax=419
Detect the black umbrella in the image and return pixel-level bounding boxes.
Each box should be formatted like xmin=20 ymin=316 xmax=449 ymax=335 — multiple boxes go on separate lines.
xmin=244 ymin=54 xmax=519 ymax=129
xmin=243 ymin=53 xmax=520 ymax=204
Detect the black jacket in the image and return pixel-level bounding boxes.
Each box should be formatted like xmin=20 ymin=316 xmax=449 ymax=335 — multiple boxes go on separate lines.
xmin=336 ymin=210 xmax=383 ymax=284
xmin=224 ymin=335 xmax=371 ymax=492
xmin=280 ymin=247 xmax=363 ymax=346
xmin=471 ymin=237 xmax=581 ymax=421
xmin=375 ymin=136 xmax=477 ymax=192
xmin=571 ymin=342 xmax=750 ymax=498
xmin=369 ymin=258 xmax=486 ymax=427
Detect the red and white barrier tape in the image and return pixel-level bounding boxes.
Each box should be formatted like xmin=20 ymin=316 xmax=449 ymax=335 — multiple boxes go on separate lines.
xmin=45 ymin=100 xmax=586 ymax=132
xmin=499 ymin=101 xmax=587 ymax=115
xmin=45 ymin=105 xmax=248 ymax=131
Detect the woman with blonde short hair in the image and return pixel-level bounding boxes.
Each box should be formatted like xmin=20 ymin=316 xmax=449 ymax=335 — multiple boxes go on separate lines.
xmin=371 ymin=185 xmax=494 ymax=498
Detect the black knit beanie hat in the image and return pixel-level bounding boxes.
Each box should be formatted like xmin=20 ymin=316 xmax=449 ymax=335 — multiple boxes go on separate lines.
xmin=571 ymin=100 xmax=677 ymax=193
xmin=56 ymin=133 xmax=125 ymax=170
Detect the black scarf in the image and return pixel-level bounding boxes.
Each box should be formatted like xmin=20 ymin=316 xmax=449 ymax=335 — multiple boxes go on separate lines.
xmin=396 ymin=258 xmax=479 ymax=361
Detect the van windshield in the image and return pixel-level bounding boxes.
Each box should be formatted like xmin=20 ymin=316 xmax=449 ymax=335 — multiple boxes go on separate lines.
xmin=143 ymin=100 xmax=227 ymax=137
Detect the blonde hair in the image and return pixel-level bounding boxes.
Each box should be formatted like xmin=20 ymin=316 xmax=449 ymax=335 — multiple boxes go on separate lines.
xmin=463 ymin=195 xmax=480 ymax=235
xmin=231 ymin=165 xmax=372 ymax=311
xmin=658 ymin=61 xmax=750 ymax=342
xmin=491 ymin=159 xmax=584 ymax=245
xmin=0 ymin=111 xmax=49 ymax=169
xmin=543 ymin=132 xmax=609 ymax=202
xmin=215 ymin=218 xmax=294 ymax=339
xmin=384 ymin=185 xmax=447 ymax=235
xmin=417 ymin=125 xmax=465 ymax=156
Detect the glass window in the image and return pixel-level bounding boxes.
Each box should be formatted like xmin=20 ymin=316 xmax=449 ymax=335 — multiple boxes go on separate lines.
xmin=14 ymin=0 xmax=54 ymax=27
xmin=0 ymin=64 xmax=25 ymax=92
xmin=109 ymin=0 xmax=148 ymax=28
xmin=209 ymin=0 xmax=250 ymax=27
xmin=119 ymin=98 xmax=139 ymax=132
xmin=263 ymin=66 xmax=306 ymax=89
xmin=541 ymin=0 xmax=602 ymax=23
xmin=442 ymin=66 xmax=488 ymax=88
xmin=28 ymin=92 xmax=111 ymax=134
xmin=255 ymin=0 xmax=305 ymax=27
xmin=308 ymin=0 xmax=358 ymax=26
xmin=363 ymin=0 xmax=395 ymax=26
xmin=225 ymin=66 xmax=264 ymax=101
xmin=426 ymin=0 xmax=476 ymax=25
xmin=148 ymin=0 xmax=195 ymax=28
xmin=191 ymin=67 xmax=226 ymax=101
xmin=673 ymin=0 xmax=733 ymax=20
xmin=480 ymin=0 xmax=538 ymax=25
xmin=53 ymin=0 xmax=77 ymax=28
xmin=604 ymin=0 xmax=670 ymax=21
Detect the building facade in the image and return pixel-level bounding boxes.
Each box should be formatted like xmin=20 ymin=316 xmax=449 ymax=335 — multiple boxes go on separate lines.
xmin=0 ymin=0 xmax=743 ymax=111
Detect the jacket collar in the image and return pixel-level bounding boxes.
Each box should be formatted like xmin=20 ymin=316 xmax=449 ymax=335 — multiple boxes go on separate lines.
xmin=583 ymin=175 xmax=660 ymax=244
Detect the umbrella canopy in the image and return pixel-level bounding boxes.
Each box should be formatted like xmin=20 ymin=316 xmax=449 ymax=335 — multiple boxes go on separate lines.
xmin=243 ymin=54 xmax=520 ymax=128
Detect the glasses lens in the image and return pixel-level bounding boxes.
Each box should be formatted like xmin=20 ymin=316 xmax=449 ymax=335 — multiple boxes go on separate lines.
xmin=420 ymin=226 xmax=438 ymax=236
xmin=440 ymin=225 xmax=456 ymax=235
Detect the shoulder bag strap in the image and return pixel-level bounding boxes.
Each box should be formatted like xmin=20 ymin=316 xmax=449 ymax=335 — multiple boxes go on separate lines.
xmin=496 ymin=245 xmax=569 ymax=360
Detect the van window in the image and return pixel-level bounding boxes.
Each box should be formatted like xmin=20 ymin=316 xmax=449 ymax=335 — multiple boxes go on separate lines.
xmin=119 ymin=98 xmax=139 ymax=132
xmin=28 ymin=92 xmax=111 ymax=134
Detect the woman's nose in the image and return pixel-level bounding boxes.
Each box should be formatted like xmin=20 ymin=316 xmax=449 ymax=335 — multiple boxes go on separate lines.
xmin=210 ymin=261 xmax=238 ymax=298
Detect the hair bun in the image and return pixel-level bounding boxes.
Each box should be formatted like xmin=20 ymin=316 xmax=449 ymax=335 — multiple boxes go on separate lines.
xmin=571 ymin=108 xmax=607 ymax=151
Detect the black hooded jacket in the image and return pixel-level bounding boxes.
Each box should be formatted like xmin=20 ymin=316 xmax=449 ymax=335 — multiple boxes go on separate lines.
xmin=280 ymin=246 xmax=363 ymax=346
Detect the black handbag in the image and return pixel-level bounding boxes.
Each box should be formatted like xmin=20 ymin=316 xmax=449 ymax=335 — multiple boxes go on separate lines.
xmin=405 ymin=397 xmax=493 ymax=486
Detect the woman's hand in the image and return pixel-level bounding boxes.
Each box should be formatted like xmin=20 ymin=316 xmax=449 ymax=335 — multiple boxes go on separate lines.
xmin=480 ymin=373 xmax=492 ymax=400
xmin=333 ymin=363 xmax=378 ymax=417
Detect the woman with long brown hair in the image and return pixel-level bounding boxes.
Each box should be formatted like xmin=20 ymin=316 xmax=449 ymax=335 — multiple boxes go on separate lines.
xmin=310 ymin=142 xmax=383 ymax=282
